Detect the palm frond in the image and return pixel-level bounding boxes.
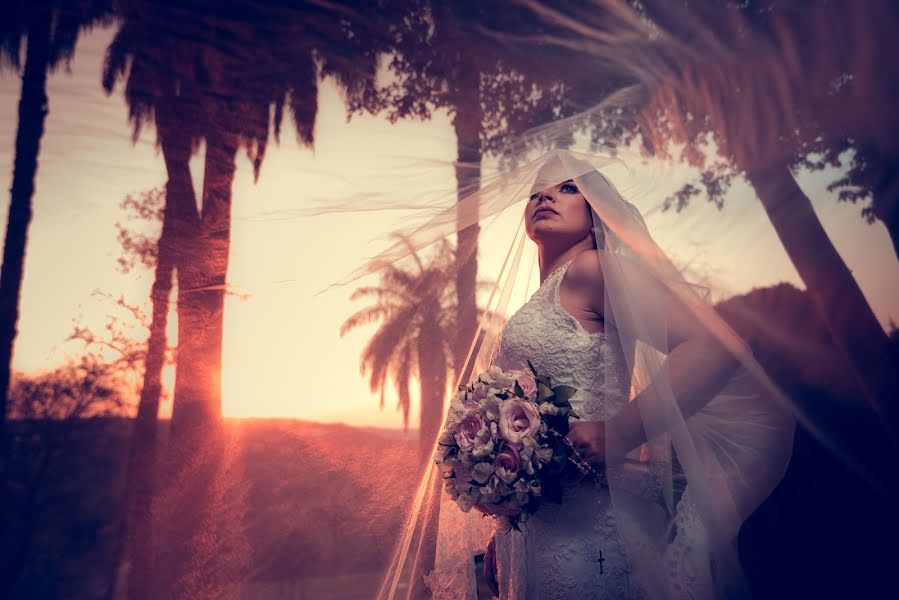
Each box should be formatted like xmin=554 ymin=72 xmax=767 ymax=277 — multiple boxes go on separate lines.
xmin=348 ymin=285 xmax=406 ymax=305
xmin=359 ymin=306 xmax=416 ymax=392
xmin=340 ymin=305 xmax=389 ymax=338
xmin=389 ymin=232 xmax=426 ymax=274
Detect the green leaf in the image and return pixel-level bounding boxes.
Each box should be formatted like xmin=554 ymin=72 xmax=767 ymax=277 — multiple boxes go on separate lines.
xmin=527 ymin=360 xmax=538 ymax=376
xmin=536 ymin=382 xmax=553 ymax=402
xmin=552 ymin=385 xmax=576 ymax=404
xmin=513 ymin=381 xmax=524 ymax=398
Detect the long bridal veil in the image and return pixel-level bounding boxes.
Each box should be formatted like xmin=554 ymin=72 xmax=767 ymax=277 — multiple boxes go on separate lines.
xmin=331 ymin=148 xmax=796 ymax=599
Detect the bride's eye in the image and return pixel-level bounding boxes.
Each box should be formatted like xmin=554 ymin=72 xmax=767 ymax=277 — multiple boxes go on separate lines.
xmin=560 ymin=183 xmax=579 ymax=194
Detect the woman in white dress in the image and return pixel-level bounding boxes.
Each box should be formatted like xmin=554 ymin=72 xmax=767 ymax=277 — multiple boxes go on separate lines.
xmin=374 ymin=150 xmax=794 ymax=600
xmin=489 ymin=170 xmax=732 ymax=599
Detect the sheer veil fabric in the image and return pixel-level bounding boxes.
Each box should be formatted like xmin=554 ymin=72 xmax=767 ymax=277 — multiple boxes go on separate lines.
xmin=354 ymin=149 xmax=795 ymax=599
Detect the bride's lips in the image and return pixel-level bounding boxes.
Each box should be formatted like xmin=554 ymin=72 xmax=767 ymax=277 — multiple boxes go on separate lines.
xmin=533 ymin=206 xmax=558 ymax=219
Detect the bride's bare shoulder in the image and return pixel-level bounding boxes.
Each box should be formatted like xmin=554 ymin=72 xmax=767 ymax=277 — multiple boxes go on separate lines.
xmin=568 ymin=249 xmax=603 ymax=289
xmin=566 ymin=250 xmax=604 ymax=313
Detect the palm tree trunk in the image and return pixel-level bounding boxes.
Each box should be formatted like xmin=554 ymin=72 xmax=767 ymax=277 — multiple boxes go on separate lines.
xmin=155 ymin=131 xmax=204 ymax=449
xmin=417 ymin=320 xmax=448 ymax=465
xmin=413 ymin=319 xmax=449 ymax=598
xmin=169 ymin=132 xmax=235 ymax=445
xmin=0 ymin=18 xmax=52 ymax=591
xmin=108 ymin=176 xmax=178 ymax=600
xmin=452 ymin=71 xmax=483 ymax=382
xmin=746 ymin=164 xmax=899 ymax=430
xmin=0 ymin=9 xmax=51 ymax=468
xmin=198 ymin=129 xmax=237 ymax=421
xmin=153 ymin=128 xmax=238 ymax=596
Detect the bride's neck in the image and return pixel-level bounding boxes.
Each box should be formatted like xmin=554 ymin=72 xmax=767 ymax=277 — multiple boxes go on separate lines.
xmin=538 ymin=237 xmax=595 ymax=283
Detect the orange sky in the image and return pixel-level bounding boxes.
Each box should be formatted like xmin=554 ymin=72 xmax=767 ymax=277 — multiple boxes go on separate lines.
xmin=1 ymin=27 xmax=897 ymax=429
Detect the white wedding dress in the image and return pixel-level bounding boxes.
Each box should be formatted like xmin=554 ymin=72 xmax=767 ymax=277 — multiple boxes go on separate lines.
xmin=490 ymin=257 xmax=711 ymax=599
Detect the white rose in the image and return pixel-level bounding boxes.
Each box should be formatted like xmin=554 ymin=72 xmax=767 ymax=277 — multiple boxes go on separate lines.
xmin=538 ymin=403 xmax=560 ymax=416
xmin=471 ymin=437 xmax=495 ymax=459
xmin=481 ymin=396 xmax=501 ymax=421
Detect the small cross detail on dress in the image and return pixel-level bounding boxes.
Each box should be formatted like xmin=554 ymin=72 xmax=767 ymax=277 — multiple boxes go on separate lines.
xmin=596 ymin=550 xmax=605 ymax=575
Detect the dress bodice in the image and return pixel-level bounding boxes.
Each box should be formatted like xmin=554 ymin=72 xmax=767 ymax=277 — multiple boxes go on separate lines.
xmin=489 ymin=256 xmax=704 ymax=599
xmin=493 ymin=256 xmax=631 ymax=422
xmin=490 ymin=257 xmax=648 ymax=598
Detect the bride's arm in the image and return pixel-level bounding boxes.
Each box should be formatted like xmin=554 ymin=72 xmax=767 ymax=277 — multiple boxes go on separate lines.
xmin=604 ymin=270 xmax=744 ymax=460
xmin=569 ymin=253 xmax=742 ymax=464
xmin=605 ymin=330 xmax=739 ymax=461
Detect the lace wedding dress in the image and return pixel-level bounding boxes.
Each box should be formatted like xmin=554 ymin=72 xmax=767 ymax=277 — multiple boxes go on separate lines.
xmin=490 ymin=256 xmax=710 ymax=599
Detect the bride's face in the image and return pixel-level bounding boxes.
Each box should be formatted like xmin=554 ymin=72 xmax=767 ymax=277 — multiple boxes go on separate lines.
xmin=524 ymin=179 xmax=593 ymax=245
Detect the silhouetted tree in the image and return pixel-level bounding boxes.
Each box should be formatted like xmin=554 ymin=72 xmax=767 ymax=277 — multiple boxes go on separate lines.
xmin=102 ymin=2 xmax=385 ymax=595
xmin=0 ymin=0 xmax=113 ymax=478
xmin=103 ymin=0 xmax=384 ymax=444
xmin=343 ymin=237 xmax=459 ymax=463
xmin=99 ymin=187 xmax=175 ymax=600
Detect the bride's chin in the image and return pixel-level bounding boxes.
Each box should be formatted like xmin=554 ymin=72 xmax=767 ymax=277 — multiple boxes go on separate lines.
xmin=528 ymin=222 xmax=558 ymax=241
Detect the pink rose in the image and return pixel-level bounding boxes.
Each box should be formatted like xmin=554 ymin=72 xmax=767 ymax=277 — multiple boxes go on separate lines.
xmin=515 ymin=371 xmax=538 ymax=399
xmin=498 ymin=399 xmax=541 ymax=447
xmin=493 ymin=443 xmax=523 ymax=484
xmin=454 ymin=411 xmax=487 ymax=452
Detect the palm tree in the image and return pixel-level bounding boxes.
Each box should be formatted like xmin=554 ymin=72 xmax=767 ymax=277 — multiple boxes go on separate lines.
xmin=342 ymin=237 xmax=457 ymax=464
xmin=341 ymin=235 xmax=503 ymax=597
xmin=103 ymin=0 xmax=384 ymax=443
xmin=102 ymin=2 xmax=385 ymax=596
xmin=342 ymin=236 xmax=502 ymax=463
xmin=0 ymin=0 xmax=113 ymax=471
xmin=370 ymin=1 xmax=583 ymax=383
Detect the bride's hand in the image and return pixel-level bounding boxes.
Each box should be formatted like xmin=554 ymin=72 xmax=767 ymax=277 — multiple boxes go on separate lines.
xmin=566 ymin=421 xmax=608 ymax=469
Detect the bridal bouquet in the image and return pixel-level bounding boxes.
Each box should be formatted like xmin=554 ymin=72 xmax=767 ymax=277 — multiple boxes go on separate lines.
xmin=435 ymin=361 xmax=581 ymax=529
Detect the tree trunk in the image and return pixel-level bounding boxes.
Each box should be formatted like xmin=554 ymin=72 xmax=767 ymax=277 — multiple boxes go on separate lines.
xmin=0 ymin=10 xmax=51 ymax=469
xmin=0 ymin=16 xmax=51 ymax=594
xmin=452 ymin=72 xmax=483 ymax=384
xmin=109 ymin=164 xmax=179 ymax=600
xmin=412 ymin=319 xmax=448 ymax=600
xmin=416 ymin=319 xmax=448 ymax=466
xmin=196 ymin=129 xmax=237 ymax=425
xmin=151 ymin=128 xmax=238 ymax=596
xmin=155 ymin=128 xmax=211 ymax=600
xmin=157 ymin=131 xmax=204 ymax=448
xmin=746 ymin=164 xmax=899 ymax=430
xmin=167 ymin=130 xmax=235 ymax=445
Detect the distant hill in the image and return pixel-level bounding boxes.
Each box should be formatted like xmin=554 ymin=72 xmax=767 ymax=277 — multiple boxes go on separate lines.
xmin=5 ymin=417 xmax=421 ymax=599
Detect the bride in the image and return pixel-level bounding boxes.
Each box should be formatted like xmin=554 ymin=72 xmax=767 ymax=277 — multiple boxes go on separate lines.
xmin=370 ymin=150 xmax=794 ymax=600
